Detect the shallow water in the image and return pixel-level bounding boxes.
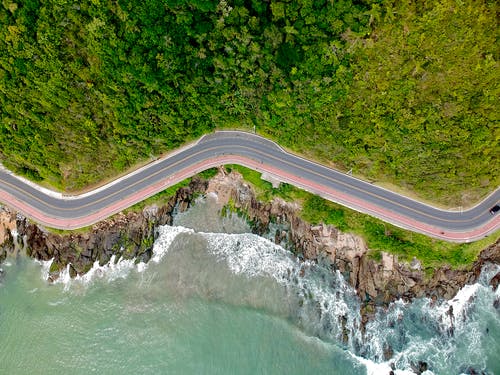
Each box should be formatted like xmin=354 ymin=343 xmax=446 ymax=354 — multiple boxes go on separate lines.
xmin=0 ymin=196 xmax=498 ymax=374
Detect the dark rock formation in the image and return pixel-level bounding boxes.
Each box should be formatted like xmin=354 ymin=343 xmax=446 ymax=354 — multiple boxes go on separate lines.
xmin=489 ymin=272 xmax=500 ymax=291
xmin=10 ymin=177 xmax=208 ymax=280
xmin=458 ymin=365 xmax=487 ymax=375
xmin=1 ymin=169 xmax=499 ymax=313
xmin=206 ymin=170 xmax=500 ymax=310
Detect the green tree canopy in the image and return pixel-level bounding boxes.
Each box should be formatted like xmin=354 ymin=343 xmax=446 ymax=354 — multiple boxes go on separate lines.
xmin=0 ymin=0 xmax=497 ymax=205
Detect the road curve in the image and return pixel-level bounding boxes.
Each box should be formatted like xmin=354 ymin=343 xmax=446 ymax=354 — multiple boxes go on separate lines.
xmin=0 ymin=131 xmax=499 ymax=242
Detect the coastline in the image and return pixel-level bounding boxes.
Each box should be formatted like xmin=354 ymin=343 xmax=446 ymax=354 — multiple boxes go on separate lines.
xmin=2 ymin=168 xmax=499 ymax=308
xmin=1 ymin=132 xmax=498 ymax=242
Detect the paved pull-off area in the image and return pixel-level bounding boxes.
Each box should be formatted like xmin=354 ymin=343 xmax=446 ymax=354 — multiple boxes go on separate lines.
xmin=0 ymin=131 xmax=498 ymax=242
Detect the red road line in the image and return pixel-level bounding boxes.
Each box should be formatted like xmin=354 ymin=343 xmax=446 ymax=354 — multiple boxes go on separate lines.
xmin=1 ymin=155 xmax=499 ymax=242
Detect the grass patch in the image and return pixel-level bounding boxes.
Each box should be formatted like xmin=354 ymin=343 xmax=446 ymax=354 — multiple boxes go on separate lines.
xmin=301 ymin=195 xmax=348 ymax=231
xmin=196 ymin=167 xmax=219 ymax=180
xmin=123 ymin=179 xmax=191 ymax=214
xmin=225 ymin=164 xmax=310 ymax=202
xmin=46 ymin=225 xmax=94 ymax=236
xmin=226 ymin=164 xmax=273 ymax=199
xmin=301 ymin=193 xmax=499 ymax=269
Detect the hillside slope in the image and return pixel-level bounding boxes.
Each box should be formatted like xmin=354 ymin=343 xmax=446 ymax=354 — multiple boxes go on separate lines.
xmin=0 ymin=0 xmax=498 ymax=204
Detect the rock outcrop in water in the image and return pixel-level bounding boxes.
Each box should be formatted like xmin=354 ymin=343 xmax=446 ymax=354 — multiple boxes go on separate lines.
xmin=0 ymin=169 xmax=499 ymax=310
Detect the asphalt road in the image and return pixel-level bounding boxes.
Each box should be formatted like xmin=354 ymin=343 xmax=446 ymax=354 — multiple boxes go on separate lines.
xmin=0 ymin=131 xmax=499 ymax=241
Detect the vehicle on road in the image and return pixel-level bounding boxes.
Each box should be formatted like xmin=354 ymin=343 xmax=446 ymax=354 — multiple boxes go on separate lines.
xmin=490 ymin=205 xmax=500 ymax=215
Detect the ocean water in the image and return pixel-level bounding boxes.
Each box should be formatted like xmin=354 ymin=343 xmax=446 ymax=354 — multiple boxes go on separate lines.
xmin=0 ymin=195 xmax=499 ymax=374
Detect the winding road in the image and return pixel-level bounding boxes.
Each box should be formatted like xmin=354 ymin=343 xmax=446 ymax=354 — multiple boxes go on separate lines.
xmin=0 ymin=131 xmax=499 ymax=242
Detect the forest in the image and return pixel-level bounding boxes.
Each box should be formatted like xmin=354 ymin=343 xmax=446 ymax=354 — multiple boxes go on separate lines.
xmin=0 ymin=0 xmax=498 ymax=205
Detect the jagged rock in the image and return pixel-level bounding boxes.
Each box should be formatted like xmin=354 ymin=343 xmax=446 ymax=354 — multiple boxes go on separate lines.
xmin=458 ymin=366 xmax=487 ymax=375
xmin=206 ymin=169 xmax=500 ymax=309
xmin=418 ymin=361 xmax=428 ymax=374
xmin=410 ymin=257 xmax=422 ymax=271
xmin=1 ymin=170 xmax=499 ymax=317
xmin=383 ymin=342 xmax=394 ymax=361
xmin=360 ymin=302 xmax=376 ymax=335
xmin=493 ymin=298 xmax=500 ymax=310
xmin=2 ymin=177 xmax=208 ymax=278
xmin=489 ymin=272 xmax=500 ymax=291
xmin=410 ymin=361 xmax=429 ymax=375
xmin=339 ymin=315 xmax=349 ymax=345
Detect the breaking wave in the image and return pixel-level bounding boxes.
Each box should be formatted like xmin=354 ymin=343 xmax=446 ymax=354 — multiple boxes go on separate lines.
xmin=35 ymin=220 xmax=500 ymax=374
xmin=156 ymin=226 xmax=500 ymax=374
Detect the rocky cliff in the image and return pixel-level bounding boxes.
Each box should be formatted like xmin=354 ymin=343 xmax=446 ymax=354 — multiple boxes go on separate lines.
xmin=1 ymin=170 xmax=499 ymax=311
xmin=204 ymin=170 xmax=500 ymax=337
xmin=0 ymin=177 xmax=208 ymax=280
xmin=205 ymin=170 xmax=500 ymax=312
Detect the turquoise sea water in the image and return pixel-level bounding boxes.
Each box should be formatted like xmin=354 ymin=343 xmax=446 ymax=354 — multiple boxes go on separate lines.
xmin=0 ymin=197 xmax=499 ymax=374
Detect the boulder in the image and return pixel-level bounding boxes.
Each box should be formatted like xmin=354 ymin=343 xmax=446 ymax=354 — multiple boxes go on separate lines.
xmin=489 ymin=272 xmax=500 ymax=291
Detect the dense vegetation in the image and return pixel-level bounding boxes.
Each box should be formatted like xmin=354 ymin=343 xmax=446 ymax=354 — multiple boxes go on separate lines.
xmin=0 ymin=0 xmax=498 ymax=204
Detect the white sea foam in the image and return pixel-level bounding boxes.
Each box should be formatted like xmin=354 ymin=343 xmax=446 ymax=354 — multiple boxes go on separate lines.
xmin=35 ymin=258 xmax=54 ymax=281
xmin=30 ymin=221 xmax=499 ymax=373
xmin=33 ymin=225 xmax=195 ymax=290
xmin=54 ymin=264 xmax=73 ymax=289
xmin=202 ymin=230 xmax=360 ymax=342
xmin=421 ymin=283 xmax=481 ymax=335
xmin=192 ymin=227 xmax=497 ymax=374
xmin=352 ymin=353 xmax=424 ymax=375
xmin=48 ymin=256 xmax=142 ymax=291
xmin=203 ymin=232 xmax=297 ymax=279
xmin=136 ymin=261 xmax=147 ymax=273
xmin=447 ymin=284 xmax=480 ymax=323
xmin=81 ymin=256 xmax=136 ymax=281
xmin=151 ymin=225 xmax=194 ymax=263
xmin=358 ymin=265 xmax=500 ymax=374
xmin=362 ymin=299 xmax=407 ymax=360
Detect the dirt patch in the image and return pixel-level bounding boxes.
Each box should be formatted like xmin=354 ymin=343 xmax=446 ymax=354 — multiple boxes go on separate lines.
xmin=0 ymin=209 xmax=17 ymax=244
